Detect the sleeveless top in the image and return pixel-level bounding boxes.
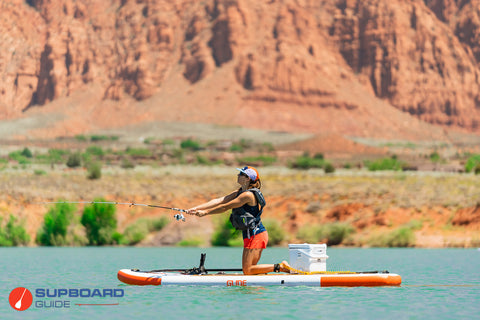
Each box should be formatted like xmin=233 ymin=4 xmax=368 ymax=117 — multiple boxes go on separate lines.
xmin=233 ymin=189 xmax=266 ymax=239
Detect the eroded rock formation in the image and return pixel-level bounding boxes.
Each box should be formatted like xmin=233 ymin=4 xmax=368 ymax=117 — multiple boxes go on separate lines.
xmin=1 ymin=0 xmax=480 ymax=134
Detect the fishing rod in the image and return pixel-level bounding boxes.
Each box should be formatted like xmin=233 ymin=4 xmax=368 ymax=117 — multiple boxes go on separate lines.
xmin=39 ymin=201 xmax=187 ymax=221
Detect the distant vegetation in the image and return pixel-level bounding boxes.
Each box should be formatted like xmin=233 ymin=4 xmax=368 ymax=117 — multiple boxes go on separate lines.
xmin=27 ymin=199 xmax=171 ymax=247
xmin=3 ymin=135 xmax=480 ymax=248
xmin=0 ymin=138 xmax=285 ymax=177
xmin=296 ymin=222 xmax=354 ymax=246
xmin=262 ymin=219 xmax=286 ymax=246
xmin=465 ymin=154 xmax=480 ymax=173
xmin=211 ymin=213 xmax=242 ymax=247
xmin=0 ymin=215 xmax=30 ymax=246
xmin=36 ymin=202 xmax=77 ymax=246
xmin=81 ymin=200 xmax=117 ymax=245
xmin=289 ymin=152 xmax=335 ymax=173
xmin=365 ymin=156 xmax=405 ymax=171
xmin=120 ymin=217 xmax=169 ymax=245
xmin=3 ymin=136 xmax=480 ymax=180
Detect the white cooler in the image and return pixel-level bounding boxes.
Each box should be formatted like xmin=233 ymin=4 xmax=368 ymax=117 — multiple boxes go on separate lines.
xmin=288 ymin=243 xmax=328 ymax=272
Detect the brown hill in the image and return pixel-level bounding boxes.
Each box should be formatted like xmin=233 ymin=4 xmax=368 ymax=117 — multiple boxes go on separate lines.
xmin=1 ymin=0 xmax=480 ymax=141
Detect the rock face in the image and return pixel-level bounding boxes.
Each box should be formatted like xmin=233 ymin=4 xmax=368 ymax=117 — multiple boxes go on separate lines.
xmin=1 ymin=0 xmax=480 ymax=136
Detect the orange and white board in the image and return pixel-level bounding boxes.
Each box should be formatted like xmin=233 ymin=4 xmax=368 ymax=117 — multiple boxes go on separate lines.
xmin=117 ymin=269 xmax=402 ymax=287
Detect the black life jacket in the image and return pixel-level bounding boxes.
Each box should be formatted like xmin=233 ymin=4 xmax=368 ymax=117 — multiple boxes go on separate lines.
xmin=229 ymin=188 xmax=266 ymax=234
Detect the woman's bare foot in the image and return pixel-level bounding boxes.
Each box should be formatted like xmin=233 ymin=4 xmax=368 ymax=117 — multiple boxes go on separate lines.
xmin=279 ymin=261 xmax=292 ymax=273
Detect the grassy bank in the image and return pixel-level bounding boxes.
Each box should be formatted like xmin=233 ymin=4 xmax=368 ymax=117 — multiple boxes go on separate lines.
xmin=1 ymin=165 xmax=480 ymax=247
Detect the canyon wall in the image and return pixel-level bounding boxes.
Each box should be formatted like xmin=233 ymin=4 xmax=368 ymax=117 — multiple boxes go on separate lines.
xmin=1 ymin=0 xmax=480 ymax=135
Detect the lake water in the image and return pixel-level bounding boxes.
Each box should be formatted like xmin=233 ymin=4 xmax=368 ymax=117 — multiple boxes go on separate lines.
xmin=1 ymin=247 xmax=479 ymax=319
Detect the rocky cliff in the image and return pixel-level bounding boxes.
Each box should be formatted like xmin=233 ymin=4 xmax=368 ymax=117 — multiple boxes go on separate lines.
xmin=1 ymin=0 xmax=480 ymax=138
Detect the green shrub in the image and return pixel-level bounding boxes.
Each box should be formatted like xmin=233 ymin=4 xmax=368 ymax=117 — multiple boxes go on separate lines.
xmin=90 ymin=135 xmax=119 ymax=142
xmin=125 ymin=147 xmax=152 ymax=158
xmin=365 ymin=157 xmax=404 ymax=171
xmin=261 ymin=142 xmax=275 ymax=152
xmin=81 ymin=200 xmax=117 ymax=245
xmin=8 ymin=151 xmax=30 ymax=165
xmin=87 ymin=162 xmax=102 ymax=180
xmin=211 ymin=213 xmax=242 ymax=246
xmin=229 ymin=144 xmax=244 ymax=152
xmin=85 ymin=146 xmax=104 ymax=157
xmin=475 ymin=164 xmax=480 ymax=175
xmin=75 ymin=135 xmax=88 ymax=142
xmin=430 ymin=151 xmax=440 ymax=163
xmin=262 ymin=219 xmax=285 ymax=246
xmin=171 ymin=149 xmax=184 ymax=159
xmin=21 ymin=147 xmax=33 ymax=158
xmin=238 ymin=155 xmax=277 ymax=166
xmin=111 ymin=231 xmax=124 ymax=244
xmin=404 ymin=219 xmax=423 ymax=230
xmin=296 ymin=223 xmax=354 ymax=246
xmin=162 ymin=139 xmax=175 ymax=146
xmin=386 ymin=227 xmax=415 ymax=247
xmin=195 ymin=155 xmax=212 ymax=165
xmin=324 ymin=162 xmax=335 ymax=174
xmin=36 ymin=202 xmax=76 ymax=246
xmin=177 ymin=237 xmax=204 ymax=247
xmin=121 ymin=158 xmax=135 ymax=169
xmin=47 ymin=149 xmax=69 ymax=163
xmin=34 ymin=169 xmax=47 ymax=176
xmin=343 ymin=163 xmax=352 ymax=169
xmin=296 ymin=225 xmax=323 ymax=243
xmin=122 ymin=223 xmax=148 ymax=245
xmin=229 ymin=139 xmax=252 ymax=152
xmin=464 ymin=154 xmax=480 ymax=173
xmin=290 ymin=155 xmax=325 ymax=169
xmin=180 ymin=139 xmax=202 ymax=151
xmin=122 ymin=217 xmax=169 ymax=245
xmin=0 ymin=215 xmax=30 ymax=246
xmin=66 ymin=152 xmax=82 ymax=168
xmin=325 ymin=223 xmax=354 ymax=245
xmin=368 ymin=227 xmax=415 ymax=247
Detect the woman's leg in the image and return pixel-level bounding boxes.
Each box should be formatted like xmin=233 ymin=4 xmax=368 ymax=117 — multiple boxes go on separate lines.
xmin=242 ymin=248 xmax=291 ymax=275
xmin=242 ymin=231 xmax=291 ymax=275
xmin=242 ymin=248 xmax=271 ymax=275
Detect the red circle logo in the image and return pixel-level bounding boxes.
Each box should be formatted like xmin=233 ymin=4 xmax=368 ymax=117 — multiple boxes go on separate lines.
xmin=9 ymin=287 xmax=33 ymax=311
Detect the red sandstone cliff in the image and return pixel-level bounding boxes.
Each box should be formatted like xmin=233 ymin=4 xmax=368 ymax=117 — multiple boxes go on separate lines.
xmin=1 ymin=0 xmax=480 ymax=138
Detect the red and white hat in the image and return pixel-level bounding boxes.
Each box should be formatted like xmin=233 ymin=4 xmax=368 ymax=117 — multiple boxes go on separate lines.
xmin=236 ymin=166 xmax=259 ymax=181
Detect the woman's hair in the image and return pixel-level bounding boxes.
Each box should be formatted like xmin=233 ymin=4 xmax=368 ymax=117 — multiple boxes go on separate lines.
xmin=249 ymin=179 xmax=262 ymax=189
xmin=237 ymin=179 xmax=262 ymax=192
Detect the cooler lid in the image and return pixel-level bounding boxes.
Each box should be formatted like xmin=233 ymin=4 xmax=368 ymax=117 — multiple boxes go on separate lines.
xmin=288 ymin=243 xmax=327 ymax=250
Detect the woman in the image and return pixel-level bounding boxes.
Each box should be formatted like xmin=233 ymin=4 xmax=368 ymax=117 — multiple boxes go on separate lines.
xmin=186 ymin=166 xmax=290 ymax=275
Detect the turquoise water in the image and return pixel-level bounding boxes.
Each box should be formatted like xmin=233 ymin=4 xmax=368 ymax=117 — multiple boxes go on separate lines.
xmin=1 ymin=247 xmax=479 ymax=319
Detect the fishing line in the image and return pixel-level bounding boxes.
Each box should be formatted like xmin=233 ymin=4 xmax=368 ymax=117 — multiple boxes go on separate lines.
xmin=38 ymin=201 xmax=187 ymax=221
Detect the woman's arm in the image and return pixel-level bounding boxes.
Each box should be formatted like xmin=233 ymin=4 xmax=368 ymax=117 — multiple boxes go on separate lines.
xmin=190 ymin=192 xmax=255 ymax=217
xmin=187 ymin=190 xmax=238 ymax=211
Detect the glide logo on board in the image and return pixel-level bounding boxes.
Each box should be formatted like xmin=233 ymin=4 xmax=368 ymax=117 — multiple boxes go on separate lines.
xmin=9 ymin=287 xmax=124 ymax=311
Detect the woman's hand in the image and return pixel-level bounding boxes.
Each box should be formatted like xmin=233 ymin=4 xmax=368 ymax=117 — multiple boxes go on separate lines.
xmin=186 ymin=209 xmax=208 ymax=217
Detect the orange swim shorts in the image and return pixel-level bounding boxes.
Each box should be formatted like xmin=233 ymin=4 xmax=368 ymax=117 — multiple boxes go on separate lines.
xmin=243 ymin=231 xmax=269 ymax=249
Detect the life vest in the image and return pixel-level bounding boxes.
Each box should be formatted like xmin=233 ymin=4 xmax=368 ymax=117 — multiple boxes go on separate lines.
xmin=229 ymin=188 xmax=266 ymax=237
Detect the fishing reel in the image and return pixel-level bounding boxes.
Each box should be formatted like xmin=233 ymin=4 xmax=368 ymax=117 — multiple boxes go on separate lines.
xmin=174 ymin=213 xmax=186 ymax=222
